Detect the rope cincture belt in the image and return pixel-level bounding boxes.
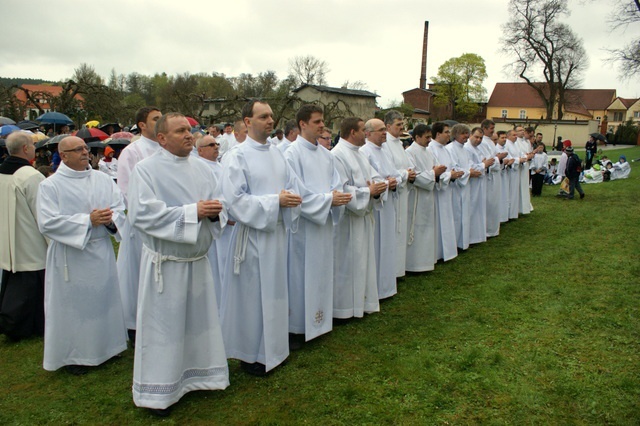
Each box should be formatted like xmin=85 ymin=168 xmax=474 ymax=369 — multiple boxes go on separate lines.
xmin=143 ymin=244 xmax=207 ymax=293
xmin=233 ymin=224 xmax=250 ymax=275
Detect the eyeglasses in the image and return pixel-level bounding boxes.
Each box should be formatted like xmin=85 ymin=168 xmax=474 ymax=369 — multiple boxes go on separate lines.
xmin=201 ymin=143 xmax=219 ymax=148
xmin=62 ymin=145 xmax=89 ymax=153
xmin=373 ymin=128 xmax=386 ymax=132
xmin=319 ymin=136 xmax=332 ymax=141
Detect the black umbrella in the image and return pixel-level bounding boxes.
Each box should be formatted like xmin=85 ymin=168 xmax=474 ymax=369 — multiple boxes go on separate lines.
xmin=87 ymin=141 xmax=106 ymax=149
xmin=17 ymin=120 xmax=40 ymax=131
xmin=0 ymin=116 xmax=16 ymax=125
xmin=105 ymin=138 xmax=130 ymax=148
xmin=590 ymin=133 xmax=606 ymax=142
xmin=45 ymin=133 xmax=72 ymax=147
xmin=98 ymin=122 xmax=121 ymax=133
xmin=35 ymin=138 xmax=50 ymax=149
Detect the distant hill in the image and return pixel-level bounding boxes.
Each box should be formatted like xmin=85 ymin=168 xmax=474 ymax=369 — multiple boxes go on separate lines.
xmin=0 ymin=77 xmax=58 ymax=88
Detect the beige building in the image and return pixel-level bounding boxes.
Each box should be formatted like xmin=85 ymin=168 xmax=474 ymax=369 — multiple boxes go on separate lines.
xmin=605 ymin=97 xmax=640 ymax=132
xmin=292 ymin=84 xmax=378 ymax=133
xmin=486 ymin=83 xmax=616 ymax=124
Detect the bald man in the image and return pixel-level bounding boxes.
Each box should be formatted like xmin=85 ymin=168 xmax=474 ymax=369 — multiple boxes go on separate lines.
xmin=38 ymin=136 xmax=127 ymax=375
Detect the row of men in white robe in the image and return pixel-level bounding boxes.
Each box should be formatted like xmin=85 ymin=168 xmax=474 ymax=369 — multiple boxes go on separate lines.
xmin=36 ymin=104 xmax=538 ymax=414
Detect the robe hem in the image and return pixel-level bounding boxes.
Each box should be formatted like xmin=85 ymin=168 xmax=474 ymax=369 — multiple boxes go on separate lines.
xmin=133 ymin=375 xmax=229 ymax=409
xmin=43 ymin=344 xmax=127 ymax=371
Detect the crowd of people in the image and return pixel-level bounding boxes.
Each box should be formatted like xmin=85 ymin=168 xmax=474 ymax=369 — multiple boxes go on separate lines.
xmin=0 ymin=103 xmax=592 ymax=416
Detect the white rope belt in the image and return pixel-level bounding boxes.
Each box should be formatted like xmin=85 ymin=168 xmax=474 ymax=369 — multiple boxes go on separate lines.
xmin=143 ymin=244 xmax=206 ymax=293
xmin=408 ymin=189 xmax=419 ymax=246
xmin=233 ymin=224 xmax=250 ymax=276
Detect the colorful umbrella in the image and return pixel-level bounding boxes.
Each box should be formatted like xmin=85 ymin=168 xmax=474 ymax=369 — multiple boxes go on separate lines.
xmin=186 ymin=117 xmax=199 ymax=126
xmin=31 ymin=131 xmax=48 ymax=142
xmin=86 ymin=120 xmax=100 ymax=128
xmin=74 ymin=127 xmax=109 ymax=142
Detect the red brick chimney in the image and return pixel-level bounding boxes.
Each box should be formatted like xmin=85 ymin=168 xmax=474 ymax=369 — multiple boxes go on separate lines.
xmin=420 ymin=21 xmax=429 ymax=90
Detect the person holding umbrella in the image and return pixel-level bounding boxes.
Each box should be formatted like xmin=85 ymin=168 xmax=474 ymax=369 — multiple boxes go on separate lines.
xmin=585 ymin=134 xmax=600 ymax=170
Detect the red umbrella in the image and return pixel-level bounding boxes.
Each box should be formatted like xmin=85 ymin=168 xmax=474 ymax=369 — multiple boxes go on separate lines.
xmin=73 ymin=127 xmax=109 ymax=142
xmin=186 ymin=117 xmax=199 ymax=126
xmin=110 ymin=131 xmax=135 ymax=140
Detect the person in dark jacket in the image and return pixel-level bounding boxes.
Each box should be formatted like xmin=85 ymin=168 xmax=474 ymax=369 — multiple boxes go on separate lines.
xmin=564 ymin=146 xmax=585 ymax=200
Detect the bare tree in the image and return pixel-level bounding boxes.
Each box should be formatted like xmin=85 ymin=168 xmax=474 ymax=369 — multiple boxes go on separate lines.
xmin=288 ymin=55 xmax=329 ymax=86
xmin=501 ymin=0 xmax=588 ymax=120
xmin=606 ymin=0 xmax=640 ymax=78
xmin=341 ymin=80 xmax=369 ymax=90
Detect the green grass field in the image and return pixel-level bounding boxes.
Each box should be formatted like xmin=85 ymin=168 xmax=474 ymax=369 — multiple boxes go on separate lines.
xmin=2 ymin=147 xmax=639 ymax=425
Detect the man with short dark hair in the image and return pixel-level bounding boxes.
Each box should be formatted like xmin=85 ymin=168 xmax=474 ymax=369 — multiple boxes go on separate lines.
xmin=505 ymin=129 xmax=526 ymax=219
xmin=128 ymin=113 xmax=229 ymax=415
xmin=116 ymin=106 xmax=162 ymax=342
xmin=516 ymin=126 xmax=534 ymax=214
xmin=405 ymin=124 xmax=445 ymax=272
xmin=284 ymin=104 xmax=351 ymax=347
xmin=428 ymin=122 xmax=463 ymax=262
xmin=38 ymin=136 xmax=127 ymax=376
xmin=0 ymin=132 xmax=47 ymax=341
xmin=220 ymin=100 xmax=302 ymax=376
xmin=278 ymin=119 xmax=299 ymax=153
xmin=268 ymin=128 xmax=285 ymax=146
xmin=332 ymin=117 xmax=386 ymax=319
xmin=464 ymin=127 xmax=489 ymax=245
xmin=478 ymin=119 xmax=505 ymax=237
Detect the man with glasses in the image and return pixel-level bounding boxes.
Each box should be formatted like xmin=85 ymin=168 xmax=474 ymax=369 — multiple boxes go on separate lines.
xmin=381 ymin=110 xmax=416 ymax=279
xmin=197 ymin=135 xmax=231 ymax=308
xmin=37 ymin=136 xmax=127 ymax=376
xmin=317 ymin=129 xmax=333 ymax=150
xmin=361 ymin=118 xmax=399 ymax=300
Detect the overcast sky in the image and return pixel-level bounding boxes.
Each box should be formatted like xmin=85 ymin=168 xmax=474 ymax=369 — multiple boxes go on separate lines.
xmin=2 ymin=0 xmax=639 ymax=107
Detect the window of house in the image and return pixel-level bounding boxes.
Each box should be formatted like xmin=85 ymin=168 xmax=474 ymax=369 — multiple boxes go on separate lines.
xmin=519 ymin=110 xmax=526 ymax=119
xmin=614 ymin=112 xmax=624 ymax=121
xmin=501 ymin=110 xmax=507 ymax=118
xmin=634 ymin=111 xmax=640 ymax=118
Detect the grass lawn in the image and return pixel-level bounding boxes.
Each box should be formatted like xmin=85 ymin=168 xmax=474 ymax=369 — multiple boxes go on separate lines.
xmin=1 ymin=147 xmax=639 ymax=424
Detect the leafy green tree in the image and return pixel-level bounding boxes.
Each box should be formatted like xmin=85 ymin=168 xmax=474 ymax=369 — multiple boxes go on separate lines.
xmin=431 ymin=53 xmax=487 ymax=121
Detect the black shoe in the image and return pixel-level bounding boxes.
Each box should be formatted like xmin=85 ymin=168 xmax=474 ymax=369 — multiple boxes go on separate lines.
xmin=580 ymin=193 xmax=585 ymax=199
xmin=240 ymin=361 xmax=267 ymax=377
xmin=65 ymin=365 xmax=88 ymax=376
xmin=289 ymin=333 xmax=303 ymax=351
xmin=148 ymin=407 xmax=172 ymax=417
